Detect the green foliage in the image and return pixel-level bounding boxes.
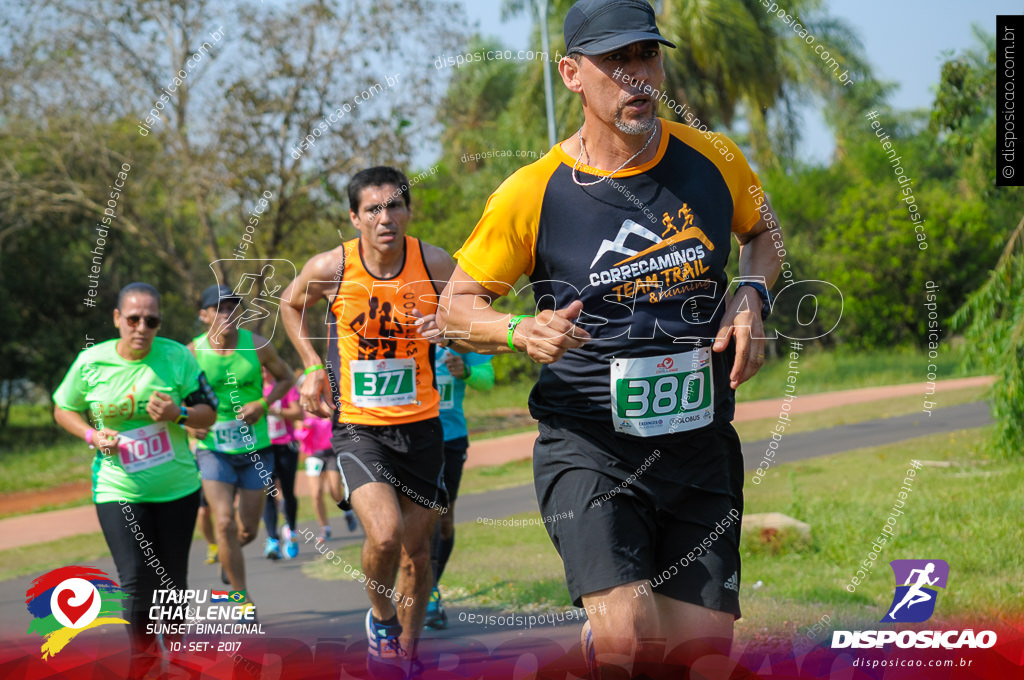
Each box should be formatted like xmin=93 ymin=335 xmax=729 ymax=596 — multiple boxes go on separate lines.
xmin=761 ymin=29 xmax=1007 ymax=349
xmin=953 ymin=221 xmax=1024 ymax=456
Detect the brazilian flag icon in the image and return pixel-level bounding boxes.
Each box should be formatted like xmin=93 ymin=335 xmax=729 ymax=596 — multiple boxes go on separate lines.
xmin=229 ymin=591 xmax=246 ymax=602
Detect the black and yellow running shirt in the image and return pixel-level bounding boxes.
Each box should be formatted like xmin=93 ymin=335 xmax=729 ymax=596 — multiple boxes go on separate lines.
xmin=456 ymin=119 xmax=763 ymax=433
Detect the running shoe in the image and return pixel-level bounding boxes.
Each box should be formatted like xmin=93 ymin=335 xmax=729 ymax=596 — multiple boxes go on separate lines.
xmin=345 ymin=510 xmax=358 ymax=532
xmin=317 ymin=525 xmax=332 ymax=544
xmin=205 ymin=544 xmax=218 ymax=565
xmin=365 ymin=608 xmax=407 ymax=669
xmin=424 ymin=587 xmax=448 ymax=630
xmin=281 ymin=525 xmax=299 ymax=559
xmin=264 ymin=537 xmax=281 ymax=560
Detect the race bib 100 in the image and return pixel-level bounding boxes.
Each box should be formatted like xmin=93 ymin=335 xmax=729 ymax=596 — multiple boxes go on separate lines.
xmin=350 ymin=359 xmax=416 ymax=407
xmin=118 ymin=423 xmax=174 ymax=473
xmin=610 ymin=348 xmax=714 ymax=437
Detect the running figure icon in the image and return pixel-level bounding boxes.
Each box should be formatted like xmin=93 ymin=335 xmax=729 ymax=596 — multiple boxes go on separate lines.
xmin=886 ymin=562 xmax=939 ymax=620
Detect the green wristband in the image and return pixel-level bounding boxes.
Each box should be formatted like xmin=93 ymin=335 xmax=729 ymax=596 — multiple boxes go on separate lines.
xmin=258 ymin=396 xmax=269 ymax=411
xmin=507 ymin=314 xmax=532 ymax=352
xmin=304 ymin=364 xmax=325 ymax=376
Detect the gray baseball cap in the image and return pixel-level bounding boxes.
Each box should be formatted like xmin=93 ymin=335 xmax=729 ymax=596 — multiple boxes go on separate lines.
xmin=564 ymin=0 xmax=676 ymax=56
xmin=199 ymin=284 xmax=241 ymax=309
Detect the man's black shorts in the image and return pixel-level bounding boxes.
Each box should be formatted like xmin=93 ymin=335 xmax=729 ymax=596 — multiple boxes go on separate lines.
xmin=331 ymin=417 xmax=447 ymax=513
xmin=533 ymin=413 xmax=744 ymax=618
xmin=442 ymin=435 xmax=469 ymax=503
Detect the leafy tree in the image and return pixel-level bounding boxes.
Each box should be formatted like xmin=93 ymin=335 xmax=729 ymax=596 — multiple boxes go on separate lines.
xmin=0 ymin=0 xmax=469 ymax=390
xmin=501 ymin=0 xmax=872 ymax=167
xmin=953 ymin=220 xmax=1024 ymax=456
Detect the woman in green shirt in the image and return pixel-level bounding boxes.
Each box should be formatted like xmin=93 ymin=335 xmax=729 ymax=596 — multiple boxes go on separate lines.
xmin=53 ymin=282 xmax=217 ymax=677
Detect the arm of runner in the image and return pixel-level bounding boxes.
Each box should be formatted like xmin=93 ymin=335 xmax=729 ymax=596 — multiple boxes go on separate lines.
xmin=411 ymin=243 xmax=457 ymax=344
xmin=437 ymin=266 xmax=590 ymax=364
xmin=53 ymin=406 xmax=120 ymax=456
xmin=254 ymin=337 xmax=294 ymax=411
xmin=275 ymin=391 xmax=303 ymax=420
xmin=179 ymin=369 xmax=218 ymax=428
xmin=712 ymin=196 xmax=784 ymax=389
xmin=280 ymin=249 xmax=343 ymax=419
xmin=462 ymin=357 xmax=495 ymax=392
xmin=148 ymin=391 xmax=217 ymax=428
xmin=442 ymin=352 xmax=465 ymax=378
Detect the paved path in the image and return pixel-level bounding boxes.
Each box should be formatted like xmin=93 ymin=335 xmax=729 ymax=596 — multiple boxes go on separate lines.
xmin=0 ymin=376 xmax=992 ymax=552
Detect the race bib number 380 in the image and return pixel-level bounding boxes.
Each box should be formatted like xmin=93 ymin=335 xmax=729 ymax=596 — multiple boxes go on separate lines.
xmin=350 ymin=359 xmax=416 ymax=407
xmin=610 ymin=348 xmax=714 ymax=437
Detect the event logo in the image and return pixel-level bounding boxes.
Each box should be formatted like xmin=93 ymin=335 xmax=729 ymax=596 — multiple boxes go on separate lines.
xmin=205 ymin=259 xmax=297 ymax=348
xmin=831 ymin=558 xmax=995 ymax=650
xmin=590 ymin=219 xmax=661 ymax=268
xmin=25 ymin=566 xmax=128 ymax=659
xmin=883 ymin=559 xmax=949 ymax=623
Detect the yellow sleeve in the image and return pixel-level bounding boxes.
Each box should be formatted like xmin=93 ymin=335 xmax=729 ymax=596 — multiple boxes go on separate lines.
xmin=455 ymin=154 xmax=560 ymax=295
xmin=721 ymin=141 xmax=763 ymax=236
xmin=663 ymin=121 xmax=763 ymax=235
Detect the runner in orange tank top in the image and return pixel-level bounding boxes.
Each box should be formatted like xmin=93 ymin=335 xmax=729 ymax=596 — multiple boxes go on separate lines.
xmin=280 ymin=166 xmax=456 ymax=675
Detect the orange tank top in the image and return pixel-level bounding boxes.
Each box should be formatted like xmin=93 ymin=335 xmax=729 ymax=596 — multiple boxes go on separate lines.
xmin=326 ymin=236 xmax=440 ymax=426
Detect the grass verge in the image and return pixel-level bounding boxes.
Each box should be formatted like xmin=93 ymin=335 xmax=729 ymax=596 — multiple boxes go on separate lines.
xmin=731 ymin=384 xmax=987 ymax=442
xmin=0 ymin=532 xmax=110 ymax=582
xmin=735 ymin=345 xmax=978 ymax=401
xmin=303 ymin=426 xmax=1023 ymax=639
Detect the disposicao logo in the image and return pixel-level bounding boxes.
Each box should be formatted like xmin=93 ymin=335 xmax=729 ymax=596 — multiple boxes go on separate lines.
xmin=883 ymin=559 xmax=948 ymax=623
xmin=25 ymin=566 xmax=129 ymax=659
xmin=832 ymin=559 xmax=997 ymax=650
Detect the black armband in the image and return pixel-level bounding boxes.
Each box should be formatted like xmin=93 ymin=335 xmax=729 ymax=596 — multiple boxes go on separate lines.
xmin=184 ymin=371 xmax=219 ymax=409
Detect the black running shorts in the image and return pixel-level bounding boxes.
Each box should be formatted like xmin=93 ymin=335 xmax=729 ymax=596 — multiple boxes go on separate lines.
xmin=331 ymin=417 xmax=447 ymax=513
xmin=442 ymin=435 xmax=469 ymax=503
xmin=533 ymin=414 xmax=744 ymax=618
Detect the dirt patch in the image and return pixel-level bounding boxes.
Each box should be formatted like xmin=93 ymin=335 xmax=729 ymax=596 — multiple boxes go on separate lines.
xmin=0 ymin=481 xmax=91 ymax=516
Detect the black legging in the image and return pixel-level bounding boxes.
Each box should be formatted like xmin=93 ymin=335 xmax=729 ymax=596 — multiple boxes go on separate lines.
xmin=263 ymin=442 xmax=299 ymax=539
xmin=96 ymin=490 xmax=200 ymax=653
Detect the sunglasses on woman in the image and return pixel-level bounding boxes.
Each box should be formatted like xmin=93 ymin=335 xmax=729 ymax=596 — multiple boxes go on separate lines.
xmin=125 ymin=315 xmax=162 ymax=329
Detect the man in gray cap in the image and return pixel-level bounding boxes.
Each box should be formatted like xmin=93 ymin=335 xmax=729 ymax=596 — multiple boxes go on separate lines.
xmin=188 ymin=284 xmax=294 ymax=609
xmin=438 ymin=0 xmax=784 ymax=677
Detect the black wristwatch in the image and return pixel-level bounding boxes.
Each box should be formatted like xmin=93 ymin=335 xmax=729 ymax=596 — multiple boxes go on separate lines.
xmin=736 ymin=281 xmax=773 ymax=321
xmin=175 ymin=405 xmax=189 ymax=425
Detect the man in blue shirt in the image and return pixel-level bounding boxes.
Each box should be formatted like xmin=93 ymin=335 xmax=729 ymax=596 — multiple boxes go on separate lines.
xmin=425 ymin=348 xmax=494 ymax=629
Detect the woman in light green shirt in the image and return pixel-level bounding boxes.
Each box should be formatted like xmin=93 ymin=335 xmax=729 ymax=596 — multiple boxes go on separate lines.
xmin=53 ymin=282 xmax=217 ymax=677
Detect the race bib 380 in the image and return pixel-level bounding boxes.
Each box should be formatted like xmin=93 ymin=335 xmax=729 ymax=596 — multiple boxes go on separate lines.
xmin=610 ymin=348 xmax=714 ymax=437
